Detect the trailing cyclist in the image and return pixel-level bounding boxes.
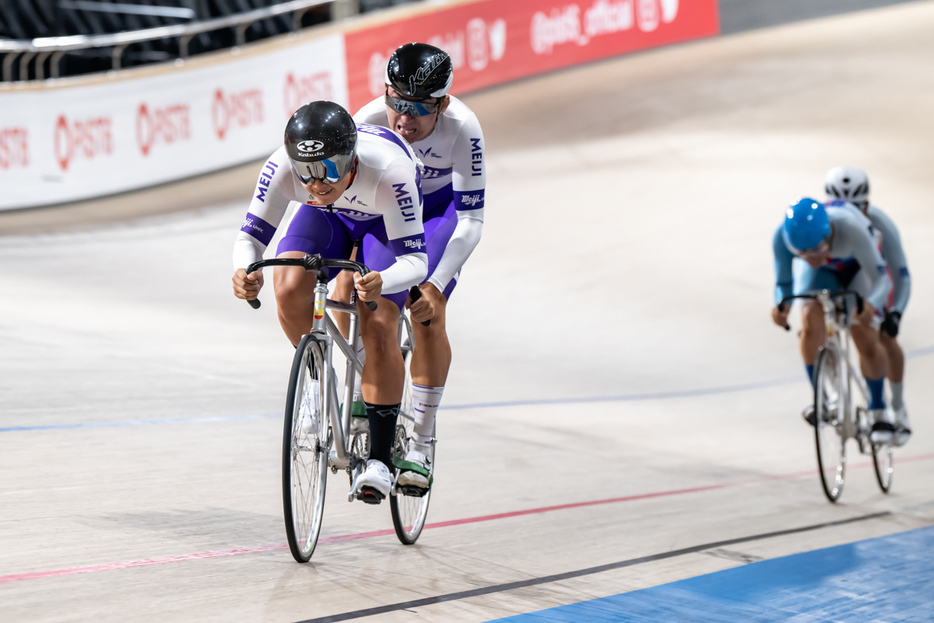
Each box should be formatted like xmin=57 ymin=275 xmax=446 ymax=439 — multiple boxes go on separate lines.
xmin=771 ymin=197 xmax=895 ymax=443
xmin=335 ymin=42 xmax=486 ymax=491
xmin=824 ymin=165 xmax=911 ymax=446
xmin=231 ymin=100 xmax=428 ymax=503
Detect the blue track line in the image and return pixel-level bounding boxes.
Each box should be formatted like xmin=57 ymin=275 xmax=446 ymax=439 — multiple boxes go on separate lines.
xmin=490 ymin=525 xmax=934 ymax=623
xmin=3 ymin=344 xmax=931 ymax=434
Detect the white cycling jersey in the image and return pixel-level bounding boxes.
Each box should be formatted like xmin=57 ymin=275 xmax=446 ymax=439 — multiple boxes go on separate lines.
xmin=354 ymin=95 xmax=485 ymax=292
xmin=233 ymin=125 xmax=427 ymax=294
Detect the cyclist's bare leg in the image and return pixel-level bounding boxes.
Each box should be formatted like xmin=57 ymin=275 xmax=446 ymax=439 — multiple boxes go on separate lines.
xmin=851 ymin=322 xmax=888 ymax=381
xmin=333 ymin=241 xmax=359 ymax=340
xmin=800 ymin=300 xmax=826 ymax=365
xmin=411 ymin=294 xmax=451 ymax=387
xmin=333 ymin=270 xmax=355 ymax=339
xmin=880 ymin=332 xmax=904 ymax=384
xmin=273 ymin=251 xmax=318 ymax=347
xmin=357 ymin=297 xmax=405 ymax=478
xmin=358 ymin=298 xmax=405 ymax=404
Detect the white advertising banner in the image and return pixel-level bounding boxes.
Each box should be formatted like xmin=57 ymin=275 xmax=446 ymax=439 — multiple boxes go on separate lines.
xmin=0 ymin=34 xmax=348 ymax=210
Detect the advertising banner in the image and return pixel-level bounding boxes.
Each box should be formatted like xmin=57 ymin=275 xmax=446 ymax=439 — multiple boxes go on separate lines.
xmin=0 ymin=34 xmax=347 ymax=210
xmin=344 ymin=0 xmax=719 ymax=112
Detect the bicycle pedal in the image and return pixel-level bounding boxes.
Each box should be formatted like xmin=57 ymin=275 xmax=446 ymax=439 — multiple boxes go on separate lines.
xmin=395 ymin=484 xmax=429 ymax=498
xmin=358 ymin=487 xmax=384 ymax=505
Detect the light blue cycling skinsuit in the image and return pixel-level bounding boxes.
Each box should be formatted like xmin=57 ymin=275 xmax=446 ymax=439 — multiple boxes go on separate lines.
xmin=354 ymin=95 xmax=485 ymax=299
xmin=773 ymin=205 xmax=892 ymax=314
xmin=232 ymin=124 xmax=428 ymax=311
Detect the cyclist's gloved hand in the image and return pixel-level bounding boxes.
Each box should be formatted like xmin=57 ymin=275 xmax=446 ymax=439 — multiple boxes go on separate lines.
xmin=881 ymin=310 xmax=901 ymax=338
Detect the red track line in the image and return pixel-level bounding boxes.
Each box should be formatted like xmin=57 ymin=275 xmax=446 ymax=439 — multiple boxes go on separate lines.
xmin=3 ymin=453 xmax=932 ymax=585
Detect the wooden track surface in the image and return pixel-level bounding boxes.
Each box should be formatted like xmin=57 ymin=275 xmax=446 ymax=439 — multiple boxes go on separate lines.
xmin=2 ymin=3 xmax=933 ymax=621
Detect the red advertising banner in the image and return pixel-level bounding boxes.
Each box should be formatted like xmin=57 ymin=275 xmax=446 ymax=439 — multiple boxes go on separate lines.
xmin=344 ymin=0 xmax=719 ymax=112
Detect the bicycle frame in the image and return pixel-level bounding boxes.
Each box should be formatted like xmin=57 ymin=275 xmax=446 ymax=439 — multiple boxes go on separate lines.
xmin=816 ymin=291 xmax=870 ymax=444
xmin=310 ymin=279 xmax=363 ymax=472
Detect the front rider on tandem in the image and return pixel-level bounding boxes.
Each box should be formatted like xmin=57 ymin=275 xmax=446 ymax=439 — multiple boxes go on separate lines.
xmin=772 ymin=197 xmax=895 ymax=443
xmin=231 ymin=100 xmax=427 ymax=503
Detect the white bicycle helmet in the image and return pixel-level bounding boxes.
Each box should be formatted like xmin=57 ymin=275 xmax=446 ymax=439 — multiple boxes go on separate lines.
xmin=824 ymin=166 xmax=870 ymax=204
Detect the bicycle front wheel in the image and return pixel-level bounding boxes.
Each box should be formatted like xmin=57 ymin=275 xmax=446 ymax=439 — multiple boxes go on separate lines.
xmin=389 ymin=324 xmax=433 ymax=545
xmin=282 ymin=334 xmax=330 ymax=562
xmin=814 ymin=346 xmax=846 ymax=502
xmin=872 ymin=443 xmax=894 ymax=493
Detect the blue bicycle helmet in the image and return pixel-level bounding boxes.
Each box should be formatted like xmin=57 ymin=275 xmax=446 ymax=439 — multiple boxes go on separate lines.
xmin=783 ymin=197 xmax=830 ymax=253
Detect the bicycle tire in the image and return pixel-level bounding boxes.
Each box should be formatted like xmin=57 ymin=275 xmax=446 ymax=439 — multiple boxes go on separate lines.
xmin=814 ymin=346 xmax=847 ymax=503
xmin=389 ymin=325 xmax=433 ymax=545
xmin=872 ymin=443 xmax=894 ymax=493
xmin=282 ymin=334 xmax=330 ymax=562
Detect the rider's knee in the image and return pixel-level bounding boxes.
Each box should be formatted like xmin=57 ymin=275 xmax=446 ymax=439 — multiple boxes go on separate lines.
xmin=333 ymin=271 xmax=353 ymax=299
xmin=274 ymin=269 xmax=307 ymax=308
xmin=800 ymin=301 xmax=824 ymax=334
xmin=360 ymin=304 xmax=400 ymax=352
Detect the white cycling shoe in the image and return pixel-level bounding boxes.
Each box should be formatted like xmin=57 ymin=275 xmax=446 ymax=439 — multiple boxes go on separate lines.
xmin=299 ymin=381 xmax=320 ymax=436
xmin=893 ymin=407 xmax=912 ymax=447
xmin=869 ymin=409 xmax=896 ymax=445
xmin=354 ymin=459 xmax=391 ymax=504
xmin=396 ymin=445 xmax=432 ymax=491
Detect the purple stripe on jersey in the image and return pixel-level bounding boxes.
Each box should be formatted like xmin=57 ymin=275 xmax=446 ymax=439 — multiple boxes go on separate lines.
xmin=241 ymin=213 xmax=276 ymax=246
xmin=356 ymin=124 xmax=412 ymax=161
xmin=455 ymin=189 xmax=484 ymax=211
xmin=390 ymin=233 xmax=427 ymax=257
xmin=423 ymin=165 xmax=453 ymax=180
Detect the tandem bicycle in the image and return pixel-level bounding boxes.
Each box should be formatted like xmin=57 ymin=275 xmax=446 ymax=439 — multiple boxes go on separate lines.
xmin=246 ymin=253 xmax=435 ymax=562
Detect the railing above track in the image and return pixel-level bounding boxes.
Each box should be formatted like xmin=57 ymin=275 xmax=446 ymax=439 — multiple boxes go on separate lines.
xmin=0 ymin=0 xmax=352 ymax=82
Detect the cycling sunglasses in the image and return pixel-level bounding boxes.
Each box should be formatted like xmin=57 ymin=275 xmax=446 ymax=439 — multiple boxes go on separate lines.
xmin=385 ymin=91 xmax=443 ymax=117
xmin=291 ymin=153 xmax=355 ymax=184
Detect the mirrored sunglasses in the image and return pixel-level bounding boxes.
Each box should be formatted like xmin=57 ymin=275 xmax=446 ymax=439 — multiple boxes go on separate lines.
xmin=385 ymin=93 xmax=442 ymax=117
xmin=291 ymin=153 xmax=354 ymax=184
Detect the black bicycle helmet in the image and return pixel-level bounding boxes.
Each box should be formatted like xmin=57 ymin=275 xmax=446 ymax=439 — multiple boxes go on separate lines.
xmin=385 ymin=42 xmax=453 ymax=99
xmin=284 ymin=101 xmax=357 ymax=183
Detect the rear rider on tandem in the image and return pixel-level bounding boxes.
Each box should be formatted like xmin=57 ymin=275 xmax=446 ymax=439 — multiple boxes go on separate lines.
xmin=230 ymin=101 xmax=427 ymax=503
xmin=824 ymin=166 xmax=912 ymax=445
xmin=771 ymin=198 xmax=896 ymax=443
xmin=335 ymin=43 xmax=487 ymax=493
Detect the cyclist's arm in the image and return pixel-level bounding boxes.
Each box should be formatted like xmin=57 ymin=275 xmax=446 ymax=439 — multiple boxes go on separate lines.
xmin=772 ymin=225 xmax=795 ymax=307
xmin=869 ymin=206 xmax=910 ymax=314
xmin=846 ymin=219 xmax=891 ymax=311
xmin=376 ymin=159 xmax=429 ymax=293
xmin=430 ymin=117 xmax=486 ymax=292
xmin=233 ymin=151 xmax=294 ymax=270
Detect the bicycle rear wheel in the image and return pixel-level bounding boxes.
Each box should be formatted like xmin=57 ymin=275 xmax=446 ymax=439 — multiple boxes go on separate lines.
xmin=872 ymin=443 xmax=894 ymax=493
xmin=389 ymin=323 xmax=433 ymax=545
xmin=282 ymin=334 xmax=330 ymax=562
xmin=814 ymin=346 xmax=847 ymax=502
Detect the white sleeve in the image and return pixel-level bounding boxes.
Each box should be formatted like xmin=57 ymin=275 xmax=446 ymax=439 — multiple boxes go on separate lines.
xmin=428 ymin=210 xmax=484 ymax=292
xmin=848 ymin=220 xmax=891 ymax=311
xmin=232 ymin=151 xmax=295 ymax=271
xmin=380 ymin=251 xmax=429 ymax=295
xmin=374 ymin=157 xmax=428 ymax=294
